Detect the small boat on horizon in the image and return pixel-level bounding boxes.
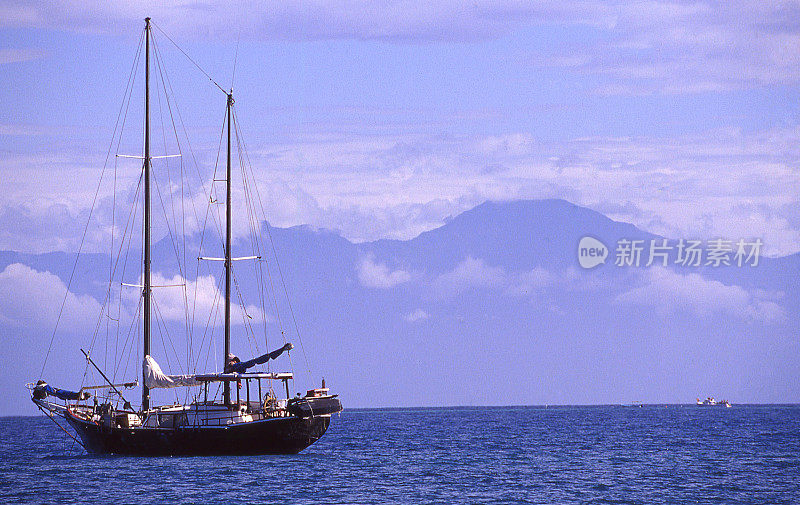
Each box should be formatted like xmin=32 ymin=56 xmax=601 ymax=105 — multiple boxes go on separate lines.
xmin=696 ymin=397 xmax=731 ymax=407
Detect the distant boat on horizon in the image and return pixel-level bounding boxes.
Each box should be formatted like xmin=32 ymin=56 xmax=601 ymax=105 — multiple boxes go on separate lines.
xmin=696 ymin=397 xmax=732 ymax=407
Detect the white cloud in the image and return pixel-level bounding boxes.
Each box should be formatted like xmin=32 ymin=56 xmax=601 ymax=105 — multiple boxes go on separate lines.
xmin=441 ymin=256 xmax=505 ymax=287
xmin=0 ymin=48 xmax=43 ymax=65
xmin=2 ymin=5 xmax=799 ymax=257
xmin=4 ymin=1 xmax=798 ymax=92
xmin=614 ymin=267 xmax=787 ymax=324
xmin=253 ymin=127 xmax=800 ymax=255
xmin=433 ymin=256 xmax=506 ymax=298
xmin=0 ymin=263 xmax=101 ymax=330
xmin=528 ymin=1 xmax=800 ymax=94
xmin=432 ymin=261 xmax=598 ymax=299
xmin=0 ymin=1 xmax=597 ymax=41
xmin=356 ymin=255 xmax=411 ymax=288
xmin=505 ymin=267 xmax=560 ymax=296
xmin=2 ymin=126 xmax=798 ymax=256
xmin=145 ymin=272 xmax=264 ymax=326
xmin=403 ymin=308 xmax=429 ymax=323
xmin=0 ymin=123 xmax=50 ymax=135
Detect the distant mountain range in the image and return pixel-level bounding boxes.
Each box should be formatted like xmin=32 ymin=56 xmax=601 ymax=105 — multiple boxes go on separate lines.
xmin=1 ymin=199 xmax=797 ymax=415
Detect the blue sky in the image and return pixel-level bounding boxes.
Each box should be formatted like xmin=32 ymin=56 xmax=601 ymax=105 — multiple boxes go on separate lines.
xmin=1 ymin=1 xmax=799 ymax=255
xmin=1 ymin=2 xmax=799 ymax=414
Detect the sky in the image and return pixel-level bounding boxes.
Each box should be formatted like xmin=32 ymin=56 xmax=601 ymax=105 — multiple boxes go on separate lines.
xmin=0 ymin=1 xmax=799 ymax=415
xmin=0 ymin=1 xmax=798 ymax=257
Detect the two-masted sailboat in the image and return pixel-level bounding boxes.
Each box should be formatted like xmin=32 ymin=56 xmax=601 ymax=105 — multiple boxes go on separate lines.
xmin=28 ymin=18 xmax=341 ymax=455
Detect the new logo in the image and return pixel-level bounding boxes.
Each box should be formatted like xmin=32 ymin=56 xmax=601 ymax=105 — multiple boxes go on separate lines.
xmin=578 ymin=236 xmax=608 ymax=269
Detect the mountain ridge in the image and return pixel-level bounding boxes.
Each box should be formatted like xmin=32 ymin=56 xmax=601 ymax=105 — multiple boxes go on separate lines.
xmin=0 ymin=198 xmax=796 ymax=415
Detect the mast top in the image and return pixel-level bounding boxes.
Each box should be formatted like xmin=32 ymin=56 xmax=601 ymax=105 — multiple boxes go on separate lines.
xmin=145 ymin=17 xmax=151 ymax=23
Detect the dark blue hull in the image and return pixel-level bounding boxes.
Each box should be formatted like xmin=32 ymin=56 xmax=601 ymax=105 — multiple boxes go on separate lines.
xmin=65 ymin=412 xmax=333 ymax=455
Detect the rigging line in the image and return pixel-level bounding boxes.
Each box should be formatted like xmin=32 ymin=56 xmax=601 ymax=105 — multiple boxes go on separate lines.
xmin=113 ymin=29 xmax=145 ymax=165
xmin=189 ymin=258 xmax=202 ymax=367
xmin=83 ymin=260 xmax=128 ymax=390
xmin=152 ymin=159 xmax=185 ymax=282
xmin=231 ymin=29 xmax=241 ymax=92
xmin=152 ymin=34 xmax=192 ymax=370
xmin=180 ymin=154 xmax=190 ymax=373
xmin=254 ymin=256 xmax=271 ymax=359
xmin=148 ymin=37 xmax=229 ymax=380
xmin=231 ymin=118 xmax=263 ymax=354
xmin=184 ymin=282 xmax=191 ymax=375
xmin=230 ymin=112 xmax=284 ymax=344
xmin=204 ymin=97 xmax=235 ymax=247
xmin=149 ymin=49 xmax=187 ymax=285
xmin=113 ymin=294 xmax=143 ymax=382
xmin=155 ymin=47 xmax=216 ymax=243
xmin=112 ymin=170 xmax=144 ymax=377
xmin=235 ymin=123 xmax=264 ymax=275
xmin=256 ymin=257 xmax=271 ymax=368
xmin=112 ymin=180 xmax=138 ymax=379
xmin=151 ymin=35 xmax=179 ymax=229
xmin=106 ymin=163 xmax=114 ymax=372
xmin=200 ymin=106 xmax=229 ymax=258
xmin=152 ymin=177 xmax=190 ymax=372
xmin=37 ymin=405 xmax=87 ymax=451
xmin=231 ymin=270 xmax=258 ymax=357
xmin=192 ymin=268 xmax=225 ymax=374
xmin=151 ymin=21 xmax=228 ymax=95
xmin=108 ymin=32 xmax=146 ymax=377
xmin=199 ymin=273 xmax=225 ymax=375
xmin=39 ymin=27 xmax=145 ymax=381
xmin=233 ymin=108 xmax=312 ymax=374
xmin=110 ymin=165 xmax=144 ymax=386
xmin=114 ymin=274 xmax=122 ymax=379
xmin=191 ymin=108 xmax=235 ymax=369
xmin=241 ymin=160 xmax=270 ymax=356
xmin=152 ymin=298 xmax=172 ymax=376
xmin=120 ymin=340 xmax=138 ymax=405
xmin=120 ymin=295 xmax=142 ymax=400
xmin=203 ymin=111 xmax=232 ymax=251
xmin=245 ymin=204 xmax=294 ymax=380
xmin=190 ymin=109 xmax=228 ymax=350
xmin=152 ymin=36 xmax=184 ymax=279
xmin=235 ymin=161 xmax=297 ymax=387
xmin=230 ymin=262 xmax=259 ymax=357
xmin=154 ymin=50 xmax=204 ymax=240
xmin=231 ymin=113 xmax=266 ymax=296
xmin=153 ymin=47 xmax=223 ymax=356
xmin=83 ymin=33 xmax=146 ymax=383
xmin=108 ymin=167 xmax=144 ymax=296
xmin=152 ymin=41 xmax=194 ymax=346
xmin=238 ymin=160 xmax=271 ymax=363
xmin=106 ymin=150 xmax=117 ymax=372
xmin=234 ymin=119 xmax=272 ymax=358
xmin=152 ymin=295 xmax=184 ymax=386
xmin=151 ymin=34 xmax=197 ymax=374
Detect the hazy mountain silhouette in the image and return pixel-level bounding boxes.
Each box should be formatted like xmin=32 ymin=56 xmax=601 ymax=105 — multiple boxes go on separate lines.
xmin=1 ymin=199 xmax=797 ymax=415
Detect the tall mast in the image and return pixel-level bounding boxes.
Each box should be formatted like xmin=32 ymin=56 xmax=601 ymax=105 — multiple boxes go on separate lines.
xmin=223 ymin=92 xmax=233 ymax=406
xmin=142 ymin=17 xmax=152 ymax=412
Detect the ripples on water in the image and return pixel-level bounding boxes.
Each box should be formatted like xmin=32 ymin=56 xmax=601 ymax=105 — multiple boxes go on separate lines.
xmin=1 ymin=406 xmax=798 ymax=504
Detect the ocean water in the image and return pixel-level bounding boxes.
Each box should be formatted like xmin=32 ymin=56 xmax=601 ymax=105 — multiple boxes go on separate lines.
xmin=1 ymin=405 xmax=798 ymax=504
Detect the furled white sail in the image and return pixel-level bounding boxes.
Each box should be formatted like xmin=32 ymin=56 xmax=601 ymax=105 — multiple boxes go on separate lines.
xmin=144 ymin=355 xmax=200 ymax=388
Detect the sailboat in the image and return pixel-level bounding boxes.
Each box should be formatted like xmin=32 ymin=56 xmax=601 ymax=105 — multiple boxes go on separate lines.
xmin=27 ymin=18 xmax=342 ymax=455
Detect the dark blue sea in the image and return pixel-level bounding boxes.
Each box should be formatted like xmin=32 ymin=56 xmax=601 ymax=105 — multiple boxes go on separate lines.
xmin=1 ymin=406 xmax=799 ymax=504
